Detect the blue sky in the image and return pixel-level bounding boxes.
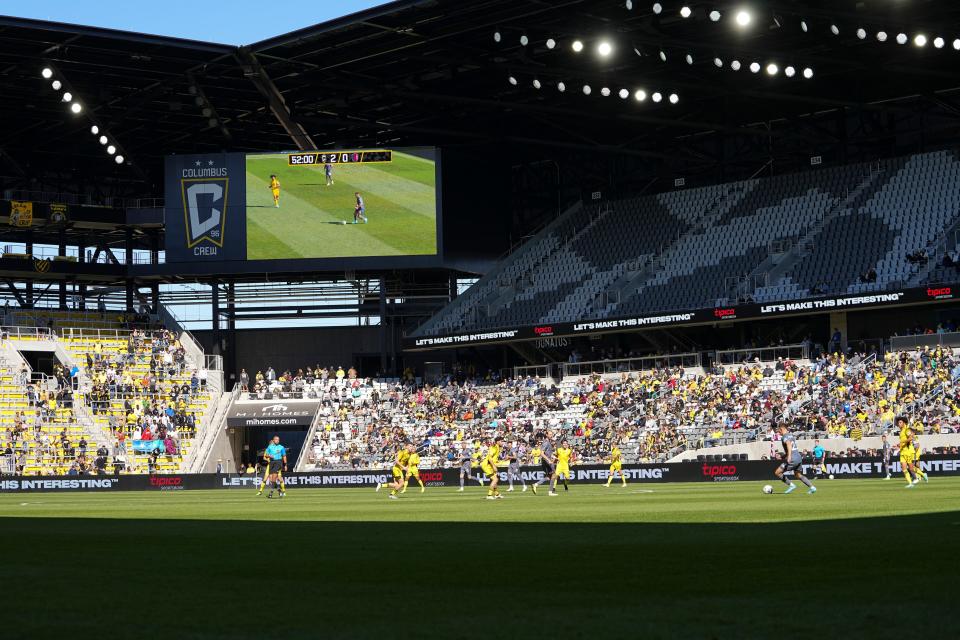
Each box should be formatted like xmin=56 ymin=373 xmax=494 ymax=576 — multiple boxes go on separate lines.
xmin=3 ymin=0 xmax=390 ymax=45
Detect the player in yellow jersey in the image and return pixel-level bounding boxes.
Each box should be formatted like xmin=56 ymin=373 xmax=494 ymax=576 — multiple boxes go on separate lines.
xmin=912 ymin=428 xmax=929 ymax=484
xmin=896 ymin=417 xmax=918 ymax=488
xmin=481 ymin=436 xmax=504 ymax=500
xmin=605 ymin=441 xmax=627 ymax=487
xmin=530 ymin=444 xmax=542 ymax=465
xmin=551 ymin=439 xmax=573 ymax=495
xmin=376 ymin=441 xmax=412 ymax=499
xmin=402 ymin=447 xmax=425 ymax=493
xmin=269 ymin=174 xmax=280 ymax=208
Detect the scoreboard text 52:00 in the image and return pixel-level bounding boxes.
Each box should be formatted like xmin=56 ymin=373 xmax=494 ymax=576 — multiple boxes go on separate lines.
xmin=287 ymin=150 xmax=393 ymax=165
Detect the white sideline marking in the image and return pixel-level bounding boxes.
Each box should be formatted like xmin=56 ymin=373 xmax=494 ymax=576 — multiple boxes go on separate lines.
xmin=631 ymin=490 xmax=655 ymax=494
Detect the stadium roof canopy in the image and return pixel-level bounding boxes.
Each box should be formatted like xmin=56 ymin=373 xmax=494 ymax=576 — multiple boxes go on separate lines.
xmin=3 ymin=0 xmax=960 ymax=195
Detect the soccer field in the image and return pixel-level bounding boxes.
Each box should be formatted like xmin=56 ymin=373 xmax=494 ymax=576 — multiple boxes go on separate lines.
xmin=3 ymin=479 xmax=956 ymax=638
xmin=245 ymin=150 xmax=438 ymax=260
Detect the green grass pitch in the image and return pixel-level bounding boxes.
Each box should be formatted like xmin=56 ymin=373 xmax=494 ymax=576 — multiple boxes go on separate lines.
xmin=2 ymin=479 xmax=956 ymax=638
xmin=245 ymin=151 xmax=437 ymax=260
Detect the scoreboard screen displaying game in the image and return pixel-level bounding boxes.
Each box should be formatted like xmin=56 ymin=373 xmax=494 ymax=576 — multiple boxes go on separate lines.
xmin=245 ymin=147 xmax=438 ymax=260
xmin=163 ymin=147 xmax=441 ymax=271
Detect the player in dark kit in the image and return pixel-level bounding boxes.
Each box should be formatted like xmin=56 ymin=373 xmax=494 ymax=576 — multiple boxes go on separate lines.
xmin=353 ymin=191 xmax=367 ymax=224
xmin=774 ymin=424 xmax=816 ymax=494
xmin=530 ymin=430 xmax=556 ymax=495
xmin=325 ymin=162 xmax=334 ymax=186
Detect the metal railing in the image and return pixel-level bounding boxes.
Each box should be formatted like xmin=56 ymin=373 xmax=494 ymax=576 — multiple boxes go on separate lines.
xmin=563 ymin=353 xmax=700 ymax=378
xmin=511 ymin=364 xmax=552 ymax=380
xmin=889 ymin=331 xmax=960 ymax=351
xmin=714 ymin=344 xmax=809 ymax=366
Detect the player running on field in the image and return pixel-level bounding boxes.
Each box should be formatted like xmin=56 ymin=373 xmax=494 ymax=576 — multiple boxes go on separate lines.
xmin=458 ymin=450 xmax=484 ymax=491
xmin=912 ymin=426 xmax=929 ymax=485
xmin=896 ymin=417 xmax=921 ymax=487
xmin=259 ymin=435 xmax=287 ymax=498
xmin=774 ymin=424 xmax=816 ymax=494
xmin=482 ymin=436 xmax=504 ymax=500
xmin=506 ymin=440 xmax=527 ymax=492
xmin=531 ymin=430 xmax=555 ymax=495
xmin=325 ymin=162 xmax=334 ymax=186
xmin=269 ymin=174 xmax=280 ymax=208
xmin=402 ymin=447 xmax=425 ymax=493
xmin=376 ymin=441 xmax=413 ymax=499
xmin=605 ymin=441 xmax=627 ymax=487
xmin=353 ymin=191 xmax=367 ymax=224
xmin=881 ymin=433 xmax=893 ymax=480
xmin=551 ymin=439 xmax=573 ymax=495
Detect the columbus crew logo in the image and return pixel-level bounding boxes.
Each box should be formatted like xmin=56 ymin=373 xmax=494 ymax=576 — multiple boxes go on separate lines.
xmin=33 ymin=258 xmax=51 ymax=273
xmin=180 ymin=170 xmax=228 ymax=249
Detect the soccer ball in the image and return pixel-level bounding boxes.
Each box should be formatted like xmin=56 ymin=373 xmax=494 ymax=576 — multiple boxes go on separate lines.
xmin=762 ymin=484 xmax=774 ymax=494
xmin=828 ymin=474 xmax=835 ymax=480
xmin=340 ymin=221 xmax=347 ymax=225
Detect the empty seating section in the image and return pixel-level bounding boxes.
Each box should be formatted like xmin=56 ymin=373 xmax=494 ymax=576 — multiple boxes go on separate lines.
xmin=414 ymin=150 xmax=960 ymax=337
xmin=785 ymin=216 xmax=896 ymax=295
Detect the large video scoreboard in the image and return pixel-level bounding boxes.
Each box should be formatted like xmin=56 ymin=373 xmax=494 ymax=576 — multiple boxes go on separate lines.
xmin=163 ymin=147 xmax=440 ymax=271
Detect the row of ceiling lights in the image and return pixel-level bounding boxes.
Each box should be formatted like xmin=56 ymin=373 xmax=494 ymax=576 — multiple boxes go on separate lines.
xmin=507 ymin=75 xmax=680 ymax=104
xmin=41 ymin=67 xmax=125 ymax=165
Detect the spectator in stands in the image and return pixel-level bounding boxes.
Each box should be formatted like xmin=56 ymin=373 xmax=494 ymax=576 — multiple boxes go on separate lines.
xmin=240 ymin=368 xmax=249 ymax=391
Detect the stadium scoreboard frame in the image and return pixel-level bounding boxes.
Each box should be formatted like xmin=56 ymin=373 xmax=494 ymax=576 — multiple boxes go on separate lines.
xmin=287 ymin=150 xmax=393 ymax=165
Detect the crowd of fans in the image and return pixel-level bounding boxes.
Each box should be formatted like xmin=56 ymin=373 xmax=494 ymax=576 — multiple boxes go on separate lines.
xmin=283 ymin=344 xmax=960 ymax=471
xmin=1 ymin=328 xmax=207 ymax=475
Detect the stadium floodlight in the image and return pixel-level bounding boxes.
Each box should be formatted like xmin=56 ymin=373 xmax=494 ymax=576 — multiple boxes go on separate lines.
xmin=652 ymin=3 xmax=662 ymax=15
xmin=955 ymin=38 xmax=960 ymax=50
xmin=784 ymin=65 xmax=796 ymax=77
xmin=598 ymin=41 xmax=613 ymax=57
xmin=634 ymin=89 xmax=647 ymax=101
xmin=41 ymin=67 xmax=52 ymax=79
xmin=856 ymin=28 xmax=866 ymax=40
xmin=546 ymin=38 xmax=556 ymax=49
xmin=896 ymin=33 xmax=907 ymax=45
xmin=625 ymin=0 xmax=633 ymax=9
xmin=115 ymin=155 xmax=124 ymax=164
xmin=107 ymin=145 xmax=116 ymax=155
xmin=508 ymin=76 xmax=517 ymax=85
xmin=619 ymin=88 xmax=629 ymax=99
xmin=934 ymin=37 xmax=945 ymax=49
xmin=51 ymin=80 xmax=62 ymax=90
xmin=830 ymin=24 xmax=839 ymax=36
xmin=582 ymin=84 xmax=592 ymax=95
xmin=520 ymin=34 xmax=529 ymax=46
xmin=659 ymin=50 xmax=667 ymax=61
xmin=62 ymin=92 xmax=72 ymax=102
xmin=680 ymin=6 xmax=692 ymax=18
xmin=90 ymin=125 xmax=99 ymax=135
xmin=877 ymin=31 xmax=887 ymax=42
xmin=735 ymin=10 xmax=751 ymax=27
xmin=669 ymin=93 xmax=679 ymax=104
xmin=70 ymin=102 xmax=82 ymax=114
xmin=709 ymin=10 xmax=721 ymax=22
xmin=652 ymin=91 xmax=663 ymax=102
xmin=532 ymin=78 xmax=541 ymax=89
xmin=99 ymin=135 xmax=108 ymax=145
xmin=914 ymin=34 xmax=927 ymax=47
xmin=731 ymin=59 xmax=741 ymax=71
xmin=493 ymin=31 xmax=501 ymax=43
xmin=685 ymin=53 xmax=694 ymax=65
xmin=714 ymin=57 xmax=723 ymax=68
xmin=601 ymin=87 xmax=611 ymax=96
xmin=572 ymin=40 xmax=584 ymax=52
xmin=803 ymin=67 xmax=814 ymax=79
xmin=800 ymin=20 xmax=808 ymax=33
xmin=766 ymin=63 xmax=778 ymax=75
xmin=557 ymin=81 xmax=566 ymax=92
xmin=749 ymin=61 xmax=761 ymax=73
